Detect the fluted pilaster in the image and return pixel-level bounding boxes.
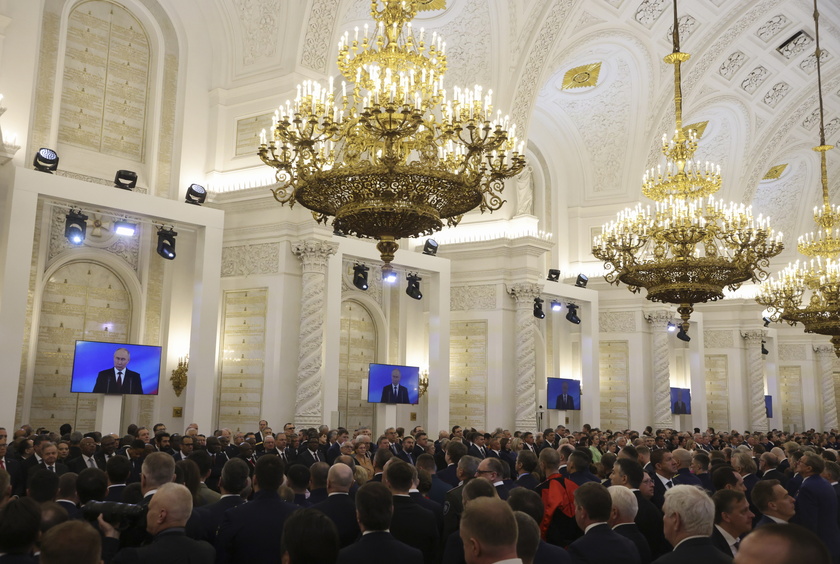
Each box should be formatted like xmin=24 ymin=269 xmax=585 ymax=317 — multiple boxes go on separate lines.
xmin=742 ymin=330 xmax=768 ymax=432
xmin=647 ymin=310 xmax=673 ymax=429
xmin=815 ymin=345 xmax=839 ymax=431
xmin=292 ymin=239 xmax=338 ymax=426
xmin=508 ymin=283 xmax=543 ymax=431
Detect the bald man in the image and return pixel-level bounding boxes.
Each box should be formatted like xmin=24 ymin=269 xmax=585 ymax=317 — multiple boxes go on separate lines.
xmin=110 ymin=483 xmax=215 ymax=563
xmin=312 ymin=463 xmax=360 ymax=548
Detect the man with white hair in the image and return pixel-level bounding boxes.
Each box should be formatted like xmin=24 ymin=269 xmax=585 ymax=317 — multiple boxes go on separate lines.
xmin=651 ymin=485 xmax=731 ymax=564
xmin=609 ymin=485 xmax=652 ymax=564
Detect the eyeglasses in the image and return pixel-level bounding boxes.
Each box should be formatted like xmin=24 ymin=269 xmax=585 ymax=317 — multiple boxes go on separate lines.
xmin=476 ymin=469 xmax=494 ymax=475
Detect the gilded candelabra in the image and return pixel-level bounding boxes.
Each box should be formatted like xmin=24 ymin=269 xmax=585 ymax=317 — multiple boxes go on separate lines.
xmin=418 ymin=369 xmax=429 ymax=398
xmin=258 ymin=0 xmax=525 ymax=277
xmin=756 ymin=0 xmax=840 ymax=357
xmin=170 ymin=356 xmax=188 ymax=397
xmin=592 ymin=0 xmax=783 ymax=331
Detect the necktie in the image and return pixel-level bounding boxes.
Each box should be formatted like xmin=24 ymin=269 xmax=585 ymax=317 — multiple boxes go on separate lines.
xmin=480 ymin=447 xmax=485 ymax=457
xmin=733 ymin=540 xmax=740 ymax=553
xmin=48 ymin=465 xmax=55 ymax=472
xmin=117 ymin=371 xmax=123 ymax=387
xmin=87 ymin=457 xmax=95 ymax=469
xmin=281 ymin=451 xmax=286 ymax=463
xmin=0 ymin=459 xmax=4 ymax=470
xmin=665 ymin=480 xmax=673 ymax=489
xmin=393 ymin=386 xmax=398 ymax=397
xmin=314 ymin=451 xmax=319 ymax=462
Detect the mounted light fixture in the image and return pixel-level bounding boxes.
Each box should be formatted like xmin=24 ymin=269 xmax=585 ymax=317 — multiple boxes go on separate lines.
xmin=423 ymin=239 xmax=439 ymax=256
xmin=352 ymin=264 xmax=369 ymax=290
xmin=65 ymin=210 xmax=88 ymax=245
xmin=550 ymin=300 xmax=562 ymax=312
xmin=383 ymin=270 xmax=398 ymax=284
xmin=547 ymin=269 xmax=561 ymax=282
xmin=762 ymin=341 xmax=769 ymax=356
xmin=114 ymin=170 xmax=138 ymax=190
xmin=533 ymin=297 xmax=545 ymax=319
xmin=565 ymin=303 xmax=581 ymax=324
xmin=156 ymin=227 xmax=177 ymax=260
xmin=406 ymin=273 xmax=422 ymax=300
xmin=677 ymin=324 xmax=691 ymax=342
xmin=668 ymin=322 xmax=677 ymax=332
xmin=575 ymin=274 xmax=588 ymax=288
xmin=33 ymin=148 xmax=59 ymax=173
xmin=114 ymin=221 xmax=137 ymax=236
xmin=185 ymin=184 xmax=207 ymax=205
xmin=763 ymin=316 xmax=772 ymax=327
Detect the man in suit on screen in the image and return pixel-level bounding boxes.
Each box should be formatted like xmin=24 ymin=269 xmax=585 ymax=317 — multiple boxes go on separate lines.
xmin=93 ymin=348 xmax=143 ymax=394
xmin=555 ymin=380 xmax=576 ymax=410
xmin=381 ymin=368 xmax=410 ymax=404
xmin=673 ymin=389 xmax=687 ymax=415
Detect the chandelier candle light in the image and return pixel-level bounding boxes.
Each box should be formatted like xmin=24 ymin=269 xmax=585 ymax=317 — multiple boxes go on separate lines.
xmin=258 ymin=0 xmax=526 ymax=277
xmin=756 ymin=0 xmax=840 ymax=357
xmin=592 ymin=0 xmax=783 ymax=333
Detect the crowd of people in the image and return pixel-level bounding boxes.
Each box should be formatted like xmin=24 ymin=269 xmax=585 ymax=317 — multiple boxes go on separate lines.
xmin=0 ymin=420 xmax=838 ymax=564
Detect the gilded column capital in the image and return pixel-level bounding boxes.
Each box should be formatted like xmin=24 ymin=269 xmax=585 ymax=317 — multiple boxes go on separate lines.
xmin=741 ymin=330 xmax=766 ymax=345
xmin=507 ymin=282 xmax=543 ymax=305
xmin=645 ymin=309 xmax=672 ymax=331
xmin=292 ymin=239 xmax=338 ymax=272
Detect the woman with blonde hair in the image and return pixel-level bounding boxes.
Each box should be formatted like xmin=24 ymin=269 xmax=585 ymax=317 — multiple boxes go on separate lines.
xmin=352 ymin=439 xmax=374 ymax=479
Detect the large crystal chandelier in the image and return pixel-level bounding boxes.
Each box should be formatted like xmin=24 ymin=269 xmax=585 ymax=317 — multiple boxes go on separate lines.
xmin=592 ymin=0 xmax=783 ymax=334
xmin=258 ymin=0 xmax=525 ymax=276
xmin=756 ymin=0 xmax=840 ymax=358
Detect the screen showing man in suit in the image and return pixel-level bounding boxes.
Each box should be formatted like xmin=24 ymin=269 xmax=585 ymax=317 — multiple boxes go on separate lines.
xmin=367 ymin=363 xmax=419 ymax=404
xmin=670 ymin=387 xmax=691 ymax=414
xmin=765 ymin=395 xmax=773 ymax=418
xmin=546 ymin=378 xmax=581 ymax=411
xmin=71 ymin=341 xmax=161 ymax=395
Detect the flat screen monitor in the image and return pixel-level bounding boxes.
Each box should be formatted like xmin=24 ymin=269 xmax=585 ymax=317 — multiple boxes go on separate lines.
xmin=547 ymin=377 xmax=581 ymax=411
xmin=765 ymin=395 xmax=773 ymax=418
xmin=71 ymin=340 xmax=161 ymax=395
xmin=670 ymin=387 xmax=691 ymax=414
xmin=367 ymin=363 xmax=420 ymax=405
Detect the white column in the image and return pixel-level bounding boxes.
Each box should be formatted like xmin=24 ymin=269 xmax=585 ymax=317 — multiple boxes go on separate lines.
xmin=815 ymin=344 xmax=838 ymax=431
xmin=742 ymin=330 xmax=768 ymax=433
xmin=508 ymin=283 xmax=543 ymax=431
xmin=647 ymin=310 xmax=672 ymax=429
xmin=292 ymin=240 xmax=338 ymax=427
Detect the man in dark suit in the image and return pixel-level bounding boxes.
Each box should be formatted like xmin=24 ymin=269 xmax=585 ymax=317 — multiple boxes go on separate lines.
xmin=95 ymin=435 xmax=118 ymax=470
xmin=792 ymin=452 xmax=840 ymax=561
xmin=336 ymin=481 xmax=422 ymax=564
xmin=649 ymin=449 xmax=677 ymax=510
xmin=396 ymin=436 xmax=418 ymax=465
xmin=297 ymin=437 xmax=325 ymax=468
xmin=555 ymin=381 xmax=576 ymax=410
xmin=215 ymin=455 xmax=299 ymax=563
xmin=568 ymin=451 xmax=601 ymax=486
xmin=759 ymin=452 xmax=788 ymax=488
xmin=104 ymin=455 xmax=130 ymax=502
xmin=311 ymin=463 xmax=360 ymax=548
xmin=460 ymin=497 xmax=520 ymax=564
xmin=384 ymin=461 xmax=438 ymax=564
xmin=751 ymin=479 xmax=795 ymax=527
xmin=67 ymin=437 xmax=101 ymax=473
xmin=186 ymin=458 xmax=248 ymax=545
xmin=609 ymin=485 xmax=652 ymax=564
xmin=567 ymin=482 xmax=641 ymax=564
xmin=672 ymin=390 xmax=687 ymax=415
xmin=610 ymin=458 xmax=667 ymax=558
xmin=0 ymin=439 xmax=24 ymax=497
xmin=435 ymin=441 xmax=466 ymax=488
xmin=474 ymin=457 xmax=512 ymax=500
xmin=102 ymin=483 xmax=215 ymax=563
xmin=467 ymin=433 xmax=488 ymax=460
xmin=513 ymin=450 xmax=540 ymax=490
xmin=710 ymin=489 xmax=753 ymax=557
xmin=380 ymin=368 xmax=410 ymax=404
xmin=652 ymin=485 xmax=731 ymax=564
xmin=92 ymin=348 xmax=144 ymax=394
xmin=29 ymin=443 xmax=68 ymax=478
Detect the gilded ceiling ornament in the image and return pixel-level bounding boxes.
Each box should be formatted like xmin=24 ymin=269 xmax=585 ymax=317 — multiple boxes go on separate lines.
xmin=763 ymin=164 xmax=788 ymax=180
xmin=562 ymin=63 xmax=602 ymax=89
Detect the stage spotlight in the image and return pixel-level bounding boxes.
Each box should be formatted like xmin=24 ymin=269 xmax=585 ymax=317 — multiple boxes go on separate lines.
xmin=667 ymin=322 xmax=677 ymax=332
xmin=763 ymin=316 xmax=772 ymax=327
xmin=406 ymin=273 xmax=422 ymax=300
xmin=185 ymin=183 xmax=207 ymax=205
xmin=33 ymin=148 xmax=59 ymax=173
xmin=383 ymin=269 xmax=398 ymax=284
xmin=352 ymin=264 xmax=369 ymax=290
xmin=547 ymin=269 xmax=561 ymax=282
xmin=761 ymin=341 xmax=769 ymax=356
xmin=550 ymin=300 xmax=562 ymax=312
xmin=423 ymin=239 xmax=438 ymax=256
xmin=565 ymin=303 xmax=581 ymax=324
xmin=676 ymin=324 xmax=690 ymax=342
xmin=114 ymin=170 xmax=137 ymax=190
xmin=114 ymin=221 xmax=137 ymax=236
xmin=64 ymin=210 xmax=88 ymax=245
xmin=575 ymin=274 xmax=588 ymax=288
xmin=156 ymin=227 xmax=177 ymax=260
xmin=533 ymin=297 xmax=545 ymax=319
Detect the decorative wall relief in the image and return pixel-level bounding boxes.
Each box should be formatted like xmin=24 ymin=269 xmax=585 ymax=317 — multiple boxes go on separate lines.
xmin=221 ymin=243 xmax=280 ymax=277
xmin=449 ymin=321 xmax=488 ymax=430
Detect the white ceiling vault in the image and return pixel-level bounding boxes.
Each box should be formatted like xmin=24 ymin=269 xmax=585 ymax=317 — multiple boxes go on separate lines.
xmin=187 ymin=0 xmax=840 ymax=266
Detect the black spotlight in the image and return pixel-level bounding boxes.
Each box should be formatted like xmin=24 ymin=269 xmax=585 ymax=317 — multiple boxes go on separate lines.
xmin=550 ymin=300 xmax=562 ymax=312
xmin=352 ymin=264 xmax=369 ymax=290
xmin=423 ymin=239 xmax=438 ymax=256
xmin=575 ymin=274 xmax=588 ymax=288
xmin=64 ymin=210 xmax=88 ymax=245
xmin=565 ymin=303 xmax=581 ymax=324
xmin=33 ymin=148 xmax=59 ymax=173
xmin=406 ymin=273 xmax=422 ymax=300
xmin=533 ymin=297 xmax=545 ymax=319
xmin=114 ymin=170 xmax=138 ymax=190
xmin=185 ymin=183 xmax=207 ymax=205
xmin=156 ymin=227 xmax=177 ymax=260
xmin=763 ymin=316 xmax=772 ymax=327
xmin=762 ymin=341 xmax=769 ymax=355
xmin=547 ymin=269 xmax=561 ymax=282
xmin=677 ymin=324 xmax=691 ymax=342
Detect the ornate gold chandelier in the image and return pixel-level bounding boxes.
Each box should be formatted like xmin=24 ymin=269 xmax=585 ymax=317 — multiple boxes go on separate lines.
xmin=258 ymin=0 xmax=525 ymax=276
xmin=756 ymin=0 xmax=840 ymax=358
xmin=592 ymin=0 xmax=784 ymax=333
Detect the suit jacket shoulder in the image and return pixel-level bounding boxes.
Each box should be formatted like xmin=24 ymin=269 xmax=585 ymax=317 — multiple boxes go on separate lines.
xmin=567 ymin=524 xmax=640 ymax=564
xmin=337 ymin=532 xmax=423 ymax=564
xmin=113 ymin=530 xmax=215 ymax=564
xmin=651 ymin=537 xmax=732 ymax=564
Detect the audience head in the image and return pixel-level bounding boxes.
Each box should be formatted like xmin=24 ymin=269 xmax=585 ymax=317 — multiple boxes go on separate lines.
xmin=607 ymin=485 xmax=638 ymax=526
xmin=0 ymin=496 xmax=41 ymax=555
xmin=28 ymin=468 xmax=59 ymax=502
xmin=513 ymin=510 xmax=541 ymax=564
xmin=254 ymin=454 xmax=284 ymax=492
xmin=39 ymin=520 xmax=101 ymax=564
xmin=141 ymin=452 xmax=176 ymax=493
xmin=538 ymin=447 xmax=560 ymax=476
xmin=76 ymin=468 xmax=108 ymax=504
xmin=355 ymin=481 xmax=393 ymax=532
xmin=280 ymin=508 xmax=340 ymax=564
xmin=713 ymin=489 xmax=753 ymax=537
xmin=736 ymin=523 xmax=830 ymax=564
xmin=611 ymin=458 xmax=644 ymax=488
xmin=751 ymin=479 xmax=795 ymax=522
xmin=573 ymin=482 xmax=612 ymax=529
xmin=711 ymin=465 xmax=745 ymax=492
xmin=146 ymin=482 xmax=193 ymax=535
xmin=460 ymin=497 xmax=519 ymax=564
xmin=39 ymin=501 xmax=69 ymax=534
xmin=507 ymin=487 xmax=544 ymax=525
xmin=662 ymin=485 xmax=714 ymax=545
xmin=462 ymin=475 xmax=498 ymax=506
xmin=219 ymin=457 xmax=250 ymax=495
xmin=384 ymin=460 xmax=413 ymax=493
